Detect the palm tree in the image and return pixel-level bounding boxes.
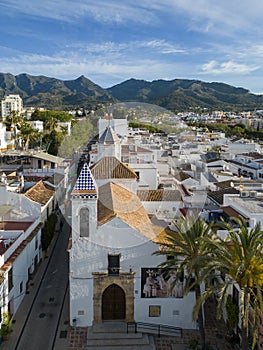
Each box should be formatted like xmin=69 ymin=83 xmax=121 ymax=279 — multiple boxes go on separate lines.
xmin=155 ymin=216 xmax=215 ymax=349
xmin=207 ymin=218 xmax=263 ymax=350
xmin=44 ymin=117 xmax=58 ymax=133
xmin=5 ymin=111 xmax=24 ymax=149
xmin=18 ymin=122 xmax=40 ymax=150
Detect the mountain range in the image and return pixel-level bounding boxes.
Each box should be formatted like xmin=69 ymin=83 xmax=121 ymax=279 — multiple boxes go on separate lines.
xmin=1 ymin=72 xmax=263 ymax=111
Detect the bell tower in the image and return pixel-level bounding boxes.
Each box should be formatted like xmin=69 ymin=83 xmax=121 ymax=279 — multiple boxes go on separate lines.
xmin=97 ymin=126 xmax=121 ymax=161
xmin=71 ymin=163 xmax=98 ymax=240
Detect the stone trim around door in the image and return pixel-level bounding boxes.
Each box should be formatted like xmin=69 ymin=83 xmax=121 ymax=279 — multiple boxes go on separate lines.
xmin=92 ymin=272 xmax=135 ymax=324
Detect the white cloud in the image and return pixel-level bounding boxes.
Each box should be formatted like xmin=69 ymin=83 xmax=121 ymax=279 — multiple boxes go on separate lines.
xmin=141 ymin=40 xmax=185 ymax=54
xmin=66 ymin=39 xmax=186 ymax=57
xmin=0 ymin=50 xmax=187 ymax=87
xmin=3 ymin=0 xmax=263 ymax=37
xmin=1 ymin=0 xmax=157 ymax=25
xmin=201 ymin=60 xmax=258 ymax=75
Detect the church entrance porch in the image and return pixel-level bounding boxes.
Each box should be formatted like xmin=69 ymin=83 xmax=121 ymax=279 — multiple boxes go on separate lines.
xmin=93 ymin=272 xmax=134 ymax=324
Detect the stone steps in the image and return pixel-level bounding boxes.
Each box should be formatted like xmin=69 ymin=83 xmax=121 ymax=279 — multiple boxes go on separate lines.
xmin=86 ymin=322 xmax=156 ymax=349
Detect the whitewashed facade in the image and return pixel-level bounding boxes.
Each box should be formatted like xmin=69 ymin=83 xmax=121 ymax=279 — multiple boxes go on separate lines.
xmin=0 ymin=187 xmax=42 ymax=320
xmin=69 ymin=162 xmax=196 ymax=330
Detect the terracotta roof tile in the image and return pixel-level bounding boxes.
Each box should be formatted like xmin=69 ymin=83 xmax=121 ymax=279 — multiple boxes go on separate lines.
xmin=91 ymin=156 xmax=137 ymax=179
xmin=207 ymin=188 xmax=240 ymax=205
xmin=24 ymin=180 xmax=54 ymax=205
xmin=98 ymin=182 xmax=160 ymax=240
xmin=137 ymin=189 xmax=182 ymax=202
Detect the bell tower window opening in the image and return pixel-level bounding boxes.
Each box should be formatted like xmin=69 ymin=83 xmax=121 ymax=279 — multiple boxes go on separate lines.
xmin=80 ymin=207 xmax=89 ymax=237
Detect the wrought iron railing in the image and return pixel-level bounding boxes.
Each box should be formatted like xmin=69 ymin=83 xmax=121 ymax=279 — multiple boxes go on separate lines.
xmin=127 ymin=321 xmax=182 ymax=338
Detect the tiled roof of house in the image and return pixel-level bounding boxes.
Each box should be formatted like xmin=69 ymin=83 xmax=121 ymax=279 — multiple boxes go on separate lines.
xmin=207 ymin=187 xmax=239 ymax=205
xmin=200 ymin=152 xmax=220 ymax=163
xmin=215 ymin=179 xmax=263 ymax=190
xmin=98 ymin=182 xmax=160 ymax=240
xmin=72 ymin=163 xmax=97 ymax=199
xmin=241 ymin=152 xmax=262 ymax=160
xmin=137 ymin=189 xmax=182 ymax=202
xmin=174 ymin=171 xmax=192 ymax=182
xmin=90 ymin=156 xmax=137 ymax=179
xmin=24 ymin=180 xmax=55 ymax=205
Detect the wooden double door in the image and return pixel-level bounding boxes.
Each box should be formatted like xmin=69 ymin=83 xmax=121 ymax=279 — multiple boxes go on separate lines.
xmin=102 ymin=284 xmax=126 ymax=320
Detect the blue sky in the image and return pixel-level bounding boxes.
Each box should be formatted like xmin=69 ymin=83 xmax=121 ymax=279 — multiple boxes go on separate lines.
xmin=0 ymin=0 xmax=263 ymax=93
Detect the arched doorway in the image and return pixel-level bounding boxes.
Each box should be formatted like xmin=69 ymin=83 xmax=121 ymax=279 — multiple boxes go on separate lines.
xmin=102 ymin=284 xmax=126 ymax=320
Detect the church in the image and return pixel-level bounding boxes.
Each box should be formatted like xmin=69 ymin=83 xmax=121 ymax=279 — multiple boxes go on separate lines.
xmin=68 ymin=123 xmax=196 ymax=330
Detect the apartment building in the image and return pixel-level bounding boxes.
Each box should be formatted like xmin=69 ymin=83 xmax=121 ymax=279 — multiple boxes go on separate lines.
xmin=1 ymin=95 xmax=23 ymax=121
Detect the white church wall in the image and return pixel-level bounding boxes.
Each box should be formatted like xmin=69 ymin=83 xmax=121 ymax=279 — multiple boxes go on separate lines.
xmin=135 ymin=293 xmax=196 ymax=329
xmin=95 ymin=218 xmax=151 ymax=249
xmin=70 ymin=278 xmax=94 ymax=327
xmin=121 ymin=241 xmax=196 ymax=329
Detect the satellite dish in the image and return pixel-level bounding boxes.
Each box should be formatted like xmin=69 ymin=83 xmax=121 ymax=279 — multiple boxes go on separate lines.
xmin=230 ymin=181 xmax=234 ymax=188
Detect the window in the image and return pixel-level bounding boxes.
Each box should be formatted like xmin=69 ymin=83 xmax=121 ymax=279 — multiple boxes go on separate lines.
xmin=35 ymin=237 xmax=38 ymax=250
xmin=108 ymin=254 xmax=120 ymax=275
xmin=8 ymin=268 xmax=13 ymax=292
xmin=80 ymin=208 xmax=89 ymax=237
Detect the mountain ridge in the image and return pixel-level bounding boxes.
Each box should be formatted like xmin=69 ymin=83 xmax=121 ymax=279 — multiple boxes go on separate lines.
xmin=0 ymin=72 xmax=262 ymax=111
xmin=0 ymin=72 xmax=116 ymax=108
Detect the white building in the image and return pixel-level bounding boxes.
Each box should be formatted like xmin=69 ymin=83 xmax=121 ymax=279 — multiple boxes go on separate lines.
xmin=223 ymin=141 xmax=261 ymax=155
xmin=1 ymin=95 xmax=23 ymax=121
xmin=0 ymin=123 xmax=8 ymax=151
xmin=28 ymin=120 xmax=44 ymax=132
xmin=69 ymin=161 xmax=196 ymax=330
xmin=0 ymin=187 xmax=42 ymax=321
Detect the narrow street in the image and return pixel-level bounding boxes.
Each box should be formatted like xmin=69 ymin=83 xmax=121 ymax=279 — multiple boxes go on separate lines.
xmin=1 ymin=217 xmax=70 ymax=350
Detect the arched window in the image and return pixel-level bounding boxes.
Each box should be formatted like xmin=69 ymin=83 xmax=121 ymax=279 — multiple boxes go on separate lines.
xmin=79 ymin=207 xmax=89 ymax=237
